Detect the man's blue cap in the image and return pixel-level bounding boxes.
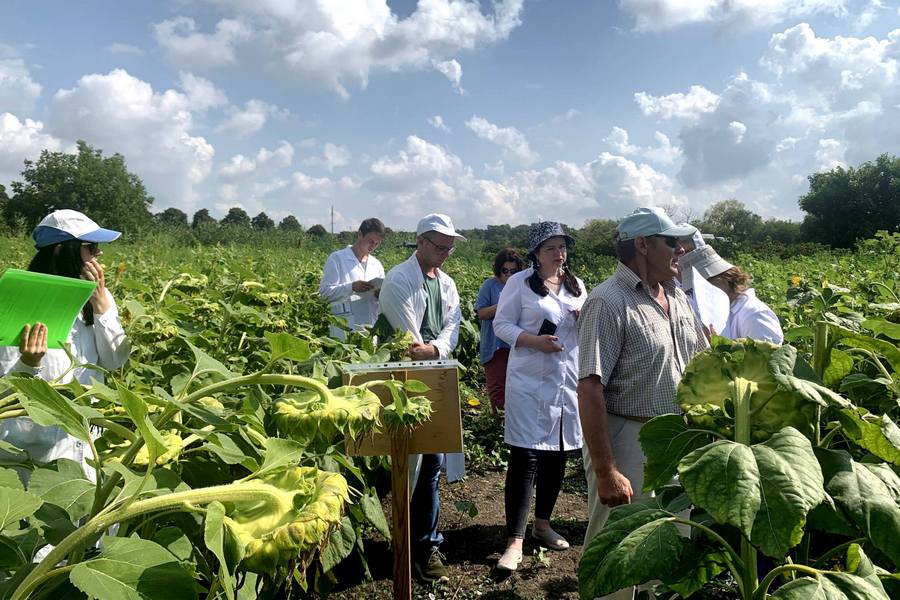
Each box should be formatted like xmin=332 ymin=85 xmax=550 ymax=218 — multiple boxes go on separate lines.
xmin=616 ymin=207 xmax=697 ymax=241
xmin=32 ymin=209 xmax=121 ymax=248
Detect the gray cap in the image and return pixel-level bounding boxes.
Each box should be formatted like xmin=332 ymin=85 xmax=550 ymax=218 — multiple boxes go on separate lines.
xmin=679 ymin=246 xmax=734 ymax=291
xmin=617 ymin=207 xmax=697 ymax=241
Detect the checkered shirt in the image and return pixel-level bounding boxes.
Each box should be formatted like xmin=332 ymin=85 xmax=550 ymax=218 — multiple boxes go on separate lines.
xmin=577 ymin=262 xmax=709 ymax=418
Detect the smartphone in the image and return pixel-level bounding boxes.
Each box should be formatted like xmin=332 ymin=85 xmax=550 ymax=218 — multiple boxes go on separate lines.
xmin=537 ymin=319 xmax=557 ymax=336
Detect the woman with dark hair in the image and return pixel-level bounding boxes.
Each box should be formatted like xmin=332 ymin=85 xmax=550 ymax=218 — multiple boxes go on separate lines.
xmin=0 ymin=209 xmax=131 ymax=477
xmin=318 ymin=217 xmax=386 ymax=340
xmin=492 ymin=222 xmax=586 ymax=571
xmin=475 ymin=248 xmax=525 ymax=416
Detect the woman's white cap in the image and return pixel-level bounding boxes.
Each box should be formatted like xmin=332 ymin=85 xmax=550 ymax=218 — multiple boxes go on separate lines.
xmin=32 ymin=209 xmax=121 ymax=248
xmin=679 ymin=246 xmax=734 ymax=291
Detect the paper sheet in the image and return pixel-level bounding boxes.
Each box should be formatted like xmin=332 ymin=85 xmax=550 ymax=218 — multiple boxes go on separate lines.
xmin=691 ymin=266 xmax=730 ymax=335
xmin=0 ymin=269 xmax=96 ymax=348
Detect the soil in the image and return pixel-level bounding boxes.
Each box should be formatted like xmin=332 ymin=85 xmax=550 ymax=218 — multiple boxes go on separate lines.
xmin=333 ymin=459 xmax=589 ymax=600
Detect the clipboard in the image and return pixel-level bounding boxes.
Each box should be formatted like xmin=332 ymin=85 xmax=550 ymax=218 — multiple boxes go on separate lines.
xmin=0 ymin=269 xmax=97 ymax=348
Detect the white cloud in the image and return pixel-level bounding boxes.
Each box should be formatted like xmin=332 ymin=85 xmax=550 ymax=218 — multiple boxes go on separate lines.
xmin=0 ymin=48 xmax=42 ymax=115
xmin=465 ymin=115 xmax=539 ymax=165
xmin=219 ymin=141 xmax=295 ymax=179
xmin=178 ymin=72 xmax=228 ymax=111
xmin=815 ymin=138 xmax=847 ymax=169
xmin=152 ymin=1 xmax=524 ymax=98
xmin=603 ymin=126 xmax=639 ymax=154
xmin=217 ymin=99 xmax=287 ymax=138
xmin=106 ymin=43 xmax=145 ymax=56
xmin=0 ymin=113 xmax=61 ymax=185
xmin=46 ymin=69 xmax=215 ymax=211
xmin=428 ymin=115 xmax=451 ymax=132
xmin=643 ymin=131 xmax=682 ymax=164
xmin=153 ymin=17 xmax=251 ymax=68
xmin=303 ymin=142 xmax=351 ymax=172
xmin=432 ymin=59 xmax=464 ymax=93
xmin=620 ymin=0 xmax=846 ymax=32
xmin=634 ymin=85 xmax=719 ymax=122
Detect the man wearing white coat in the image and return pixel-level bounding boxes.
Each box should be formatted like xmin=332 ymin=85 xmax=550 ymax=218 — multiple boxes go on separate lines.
xmin=318 ymin=218 xmax=386 ymax=340
xmin=378 ymin=213 xmax=464 ymax=583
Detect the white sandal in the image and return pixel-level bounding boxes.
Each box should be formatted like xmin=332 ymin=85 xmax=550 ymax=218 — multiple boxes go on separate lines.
xmin=531 ymin=527 xmax=570 ymax=550
xmin=496 ymin=547 xmax=523 ymax=571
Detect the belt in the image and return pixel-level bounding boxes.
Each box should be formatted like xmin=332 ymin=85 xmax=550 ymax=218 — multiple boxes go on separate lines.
xmin=610 ymin=413 xmax=652 ymax=423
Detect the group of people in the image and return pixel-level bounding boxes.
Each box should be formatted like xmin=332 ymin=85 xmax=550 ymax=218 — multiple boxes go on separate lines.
xmin=319 ymin=207 xmax=783 ymax=595
xmin=0 ymin=206 xmax=783 ymax=598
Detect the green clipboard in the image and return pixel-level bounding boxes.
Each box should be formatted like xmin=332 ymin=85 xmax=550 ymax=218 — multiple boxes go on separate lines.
xmin=0 ymin=269 xmax=97 ymax=349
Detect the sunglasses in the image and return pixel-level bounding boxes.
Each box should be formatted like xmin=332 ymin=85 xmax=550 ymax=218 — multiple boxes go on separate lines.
xmin=650 ymin=235 xmax=680 ymax=249
xmin=422 ymin=235 xmax=456 ymax=255
xmin=500 ymin=268 xmax=519 ymax=275
xmin=81 ymin=242 xmax=101 ymax=256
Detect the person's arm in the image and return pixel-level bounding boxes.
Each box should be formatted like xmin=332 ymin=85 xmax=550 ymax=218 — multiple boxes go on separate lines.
xmin=379 ymin=273 xmax=424 ymax=345
xmin=318 ymin=253 xmax=354 ymax=303
xmin=0 ymin=323 xmax=48 ymax=377
xmin=742 ymin=305 xmax=784 ymax=344
xmin=578 ymin=375 xmax=633 ymax=506
xmin=474 ymin=279 xmax=496 ymax=320
xmin=430 ymin=280 xmax=460 ymax=359
xmin=92 ymin=291 xmax=132 ymax=370
xmin=476 ymin=305 xmax=496 ymax=320
xmin=494 ymin=278 xmax=562 ymax=353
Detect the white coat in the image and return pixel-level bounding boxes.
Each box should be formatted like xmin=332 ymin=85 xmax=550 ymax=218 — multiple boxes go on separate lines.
xmin=378 ymin=251 xmax=464 ymax=483
xmin=0 ymin=289 xmax=131 ymax=475
xmin=722 ymin=288 xmax=784 ymax=344
xmin=318 ymin=247 xmax=385 ymax=340
xmin=493 ymin=268 xmax=586 ymax=451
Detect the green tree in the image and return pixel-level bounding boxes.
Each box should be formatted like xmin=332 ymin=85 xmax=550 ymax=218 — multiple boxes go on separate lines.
xmin=156 ymin=207 xmax=188 ymax=228
xmin=251 ymin=211 xmax=275 ymax=230
xmin=192 ymin=209 xmax=216 ymax=228
xmin=6 ymin=140 xmax=153 ymax=232
xmin=221 ymin=207 xmax=251 ymax=228
xmin=307 ymin=224 xmax=327 ymax=237
xmin=800 ymin=153 xmax=900 ymax=248
xmin=278 ymin=215 xmax=302 ymax=231
xmin=699 ymin=199 xmax=762 ymax=244
xmin=577 ymin=218 xmax=618 ymax=257
xmin=757 ymin=218 xmax=801 ymax=245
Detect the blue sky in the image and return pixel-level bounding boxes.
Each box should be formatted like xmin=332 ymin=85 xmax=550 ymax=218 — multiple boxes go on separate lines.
xmin=1 ymin=0 xmax=898 ymax=230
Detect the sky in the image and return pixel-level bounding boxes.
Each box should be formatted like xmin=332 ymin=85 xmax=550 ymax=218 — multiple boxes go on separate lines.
xmin=1 ymin=0 xmax=899 ymax=231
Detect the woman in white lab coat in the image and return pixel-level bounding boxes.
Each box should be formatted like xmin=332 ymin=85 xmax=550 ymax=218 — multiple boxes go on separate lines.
xmin=492 ymin=222 xmax=585 ymax=571
xmin=318 ymin=218 xmax=386 ymax=339
xmin=0 ymin=209 xmax=131 ymax=478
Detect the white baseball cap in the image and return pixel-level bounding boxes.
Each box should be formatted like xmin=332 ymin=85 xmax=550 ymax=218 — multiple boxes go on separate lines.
xmin=32 ymin=209 xmax=121 ymax=248
xmin=416 ymin=213 xmax=466 ymax=240
xmin=679 ymin=246 xmax=734 ymax=291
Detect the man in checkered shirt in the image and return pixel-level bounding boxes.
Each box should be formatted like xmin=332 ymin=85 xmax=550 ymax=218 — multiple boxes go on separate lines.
xmin=576 ymin=207 xmax=709 ymax=599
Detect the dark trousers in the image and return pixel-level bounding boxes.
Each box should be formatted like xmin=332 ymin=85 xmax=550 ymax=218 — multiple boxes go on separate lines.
xmin=504 ymin=445 xmax=567 ymax=539
xmin=411 ymin=453 xmax=444 ymax=553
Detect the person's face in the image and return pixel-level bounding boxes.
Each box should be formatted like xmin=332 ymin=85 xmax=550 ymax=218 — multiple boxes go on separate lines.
xmin=418 ymin=231 xmax=456 ymax=269
xmin=708 ymin=275 xmax=736 ymax=301
xmin=356 ymin=232 xmax=383 ymax=255
xmin=536 ymin=237 xmax=567 ymax=272
xmin=642 ymin=235 xmax=684 ymax=280
xmin=80 ymin=242 xmax=102 ymax=263
xmin=498 ymin=261 xmax=519 ymax=284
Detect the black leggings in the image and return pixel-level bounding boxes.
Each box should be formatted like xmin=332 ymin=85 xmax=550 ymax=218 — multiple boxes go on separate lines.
xmin=504 ymin=445 xmax=567 ymax=539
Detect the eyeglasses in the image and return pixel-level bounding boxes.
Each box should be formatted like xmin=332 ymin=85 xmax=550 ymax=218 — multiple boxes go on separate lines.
xmin=81 ymin=242 xmax=100 ymax=256
xmin=651 ymin=235 xmax=680 ymax=249
xmin=422 ymin=235 xmax=456 ymax=255
xmin=500 ymin=268 xmax=519 ymax=275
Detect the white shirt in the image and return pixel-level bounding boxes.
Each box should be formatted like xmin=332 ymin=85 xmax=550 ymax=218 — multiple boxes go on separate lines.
xmin=378 ymin=251 xmax=464 ymax=483
xmin=318 ymin=246 xmax=385 ymax=340
xmin=493 ymin=268 xmax=586 ymax=451
xmin=378 ymin=252 xmax=461 ymax=359
xmin=0 ymin=289 xmax=131 ymax=474
xmin=721 ymin=288 xmax=784 ymax=344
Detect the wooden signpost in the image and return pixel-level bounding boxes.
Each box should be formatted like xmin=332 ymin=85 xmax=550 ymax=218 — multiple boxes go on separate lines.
xmin=343 ymin=359 xmax=462 ymax=600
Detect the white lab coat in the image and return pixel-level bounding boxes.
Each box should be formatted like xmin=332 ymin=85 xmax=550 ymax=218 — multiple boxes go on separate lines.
xmin=722 ymin=288 xmax=784 ymax=344
xmin=378 ymin=251 xmax=464 ymax=483
xmin=318 ymin=247 xmax=385 ymax=340
xmin=0 ymin=289 xmax=131 ymax=477
xmin=493 ymin=268 xmax=586 ymax=451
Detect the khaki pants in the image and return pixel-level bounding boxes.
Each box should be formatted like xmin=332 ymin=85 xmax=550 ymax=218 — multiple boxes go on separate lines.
xmin=581 ymin=414 xmax=652 ymax=600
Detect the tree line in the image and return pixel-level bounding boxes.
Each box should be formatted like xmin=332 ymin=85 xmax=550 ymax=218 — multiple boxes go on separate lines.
xmin=1 ymin=140 xmax=897 ymax=250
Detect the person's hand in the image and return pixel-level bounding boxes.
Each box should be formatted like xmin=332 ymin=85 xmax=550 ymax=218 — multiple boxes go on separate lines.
xmin=19 ymin=323 xmax=48 ymax=368
xmin=408 ymin=342 xmax=438 ymax=360
xmin=596 ymin=468 xmax=633 ymax=507
xmin=82 ymin=258 xmax=111 ymax=314
xmin=535 ymin=335 xmax=564 ymax=353
xmin=352 ymin=280 xmax=374 ymax=293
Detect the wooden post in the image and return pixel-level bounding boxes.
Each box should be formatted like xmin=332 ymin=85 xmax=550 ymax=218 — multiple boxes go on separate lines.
xmin=390 ymin=431 xmax=412 ymax=600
